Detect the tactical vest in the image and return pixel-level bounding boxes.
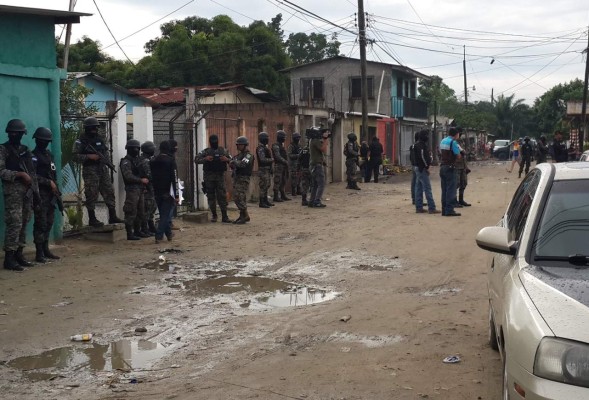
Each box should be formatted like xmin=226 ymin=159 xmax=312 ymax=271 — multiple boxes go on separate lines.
xmin=440 ymin=140 xmax=457 ymax=166
xmin=345 ymin=142 xmax=359 ymax=159
xmin=120 ymin=155 xmax=142 ymax=185
xmin=32 ymin=149 xmax=53 ymax=179
xmin=1 ymin=142 xmax=25 ymax=172
xmin=235 ymin=152 xmax=254 ymax=176
xmin=203 ymin=147 xmax=228 ymax=172
xmin=257 ymin=144 xmax=273 ymax=167
xmin=80 ymin=136 xmax=108 ymax=166
xmin=299 ymin=147 xmax=310 ymax=169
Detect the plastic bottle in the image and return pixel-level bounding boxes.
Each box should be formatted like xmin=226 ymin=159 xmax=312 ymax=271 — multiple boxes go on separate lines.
xmin=70 ymin=333 xmax=93 ymax=342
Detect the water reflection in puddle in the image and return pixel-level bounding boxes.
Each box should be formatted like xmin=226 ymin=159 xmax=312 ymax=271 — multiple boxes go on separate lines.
xmin=257 ymin=286 xmax=339 ymax=307
xmin=8 ymin=339 xmax=170 ymax=381
xmin=191 ymin=276 xmax=291 ymax=294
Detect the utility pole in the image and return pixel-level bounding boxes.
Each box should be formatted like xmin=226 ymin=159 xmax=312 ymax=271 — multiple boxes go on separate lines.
xmin=463 ymin=45 xmax=468 ymax=105
xmin=358 ymin=1 xmax=369 ymax=141
xmin=63 ymin=0 xmax=75 ymax=70
xmin=580 ymin=28 xmax=589 ymax=151
xmin=491 ymin=88 xmax=494 ymax=105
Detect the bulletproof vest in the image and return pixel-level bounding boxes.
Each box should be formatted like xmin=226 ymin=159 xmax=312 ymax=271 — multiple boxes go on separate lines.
xmin=440 ymin=140 xmax=457 ymax=166
xmin=275 ymin=143 xmax=287 ymax=162
xmin=121 ymin=155 xmax=141 ymax=185
xmin=257 ymin=144 xmax=273 ymax=167
xmin=346 ymin=142 xmax=359 ymax=159
xmin=299 ymin=147 xmax=310 ymax=169
xmin=80 ymin=136 xmax=108 ymax=165
xmin=235 ymin=152 xmax=254 ymax=176
xmin=203 ymin=147 xmax=228 ymax=172
xmin=1 ymin=142 xmax=26 ymax=172
xmin=32 ymin=148 xmax=53 ymax=179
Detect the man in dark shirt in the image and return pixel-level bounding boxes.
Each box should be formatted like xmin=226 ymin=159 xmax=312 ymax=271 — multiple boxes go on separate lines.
xmin=552 ymin=131 xmax=568 ymax=163
xmin=150 ymin=140 xmax=178 ymax=243
xmin=367 ymin=136 xmax=384 ymax=183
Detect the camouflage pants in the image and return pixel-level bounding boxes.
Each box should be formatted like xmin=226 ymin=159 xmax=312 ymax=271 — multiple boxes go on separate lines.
xmin=258 ymin=167 xmax=272 ymax=201
xmin=33 ymin=189 xmax=56 ymax=244
xmin=2 ymin=182 xmax=33 ymax=251
xmin=345 ymin=158 xmax=357 ymax=182
xmin=233 ymin=175 xmax=250 ymax=211
xmin=123 ymin=186 xmax=144 ymax=226
xmin=143 ymin=190 xmax=156 ymax=221
xmin=299 ymin=168 xmax=311 ymax=194
xmin=83 ymin=165 xmax=116 ymax=210
xmin=289 ymin=166 xmax=299 ymax=193
xmin=204 ymin=172 xmax=228 ymax=211
xmin=273 ymin=164 xmax=288 ymax=194
xmin=455 ymin=168 xmax=468 ymax=190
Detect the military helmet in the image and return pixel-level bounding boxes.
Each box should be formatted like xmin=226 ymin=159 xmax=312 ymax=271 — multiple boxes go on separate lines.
xmin=236 ymin=136 xmax=249 ymax=145
xmin=258 ymin=132 xmax=269 ymax=141
xmin=292 ymin=132 xmax=301 ymax=139
xmin=347 ymin=132 xmax=357 ymax=141
xmin=524 ymin=136 xmax=530 ymax=141
xmin=540 ymin=135 xmax=546 ymax=141
xmin=125 ymin=139 xmax=141 ymax=149
xmin=33 ymin=127 xmax=53 ymax=141
xmin=83 ymin=117 xmax=100 ymax=128
xmin=277 ymin=130 xmax=287 ymax=140
xmin=141 ymin=141 xmax=155 ymax=153
xmin=5 ymin=119 xmax=26 ymax=134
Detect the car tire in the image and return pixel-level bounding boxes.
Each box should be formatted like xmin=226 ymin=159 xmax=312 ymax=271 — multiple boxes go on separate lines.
xmin=502 ymin=351 xmax=510 ymax=400
xmin=488 ymin=305 xmax=499 ymax=351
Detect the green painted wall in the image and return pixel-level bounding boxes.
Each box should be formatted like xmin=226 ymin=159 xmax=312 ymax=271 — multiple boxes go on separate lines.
xmin=0 ymin=13 xmax=65 ymax=246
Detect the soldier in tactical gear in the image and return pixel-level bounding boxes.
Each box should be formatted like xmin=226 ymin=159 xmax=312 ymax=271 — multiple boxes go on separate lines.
xmin=230 ymin=136 xmax=254 ymax=224
xmin=536 ymin=135 xmax=549 ymax=164
xmin=72 ymin=116 xmax=123 ymax=227
xmin=272 ymin=130 xmax=291 ymax=202
xmin=519 ymin=136 xmax=534 ymax=178
xmin=32 ymin=127 xmax=61 ymax=262
xmin=139 ymin=141 xmax=156 ymax=235
xmin=0 ymin=119 xmax=40 ymax=271
xmin=454 ymin=133 xmax=471 ymax=207
xmin=298 ymin=135 xmax=312 ymax=206
xmin=345 ymin=132 xmax=361 ymax=190
xmin=256 ymin=132 xmax=274 ymax=208
xmin=120 ymin=139 xmax=149 ymax=240
xmin=287 ymin=132 xmax=302 ymax=196
xmin=195 ymin=134 xmax=231 ymax=222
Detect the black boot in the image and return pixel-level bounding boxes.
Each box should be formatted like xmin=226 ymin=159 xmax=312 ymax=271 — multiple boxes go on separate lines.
xmin=302 ymin=194 xmax=308 ymax=206
xmin=233 ymin=210 xmax=246 ymax=224
xmin=35 ymin=243 xmax=47 ymax=263
xmin=244 ymin=210 xmax=250 ymax=222
xmin=291 ymin=186 xmax=297 ymax=196
xmin=265 ymin=197 xmax=275 ymax=207
xmin=88 ymin=209 xmax=104 ymax=228
xmin=221 ymin=209 xmax=231 ymax=223
xmin=141 ymin=221 xmax=154 ymax=237
xmin=15 ymin=247 xmax=33 ymax=267
xmin=259 ymin=200 xmax=270 ymax=208
xmin=43 ymin=241 xmax=60 ymax=260
xmin=108 ymin=207 xmax=124 ymax=224
xmin=459 ymin=190 xmax=471 ymax=206
xmin=4 ymin=251 xmax=23 ymax=271
xmin=210 ymin=207 xmax=218 ymax=222
xmin=280 ymin=190 xmax=291 ymax=201
xmin=148 ymin=220 xmax=157 ymax=234
xmin=126 ymin=225 xmax=140 ymax=240
xmin=346 ymin=180 xmax=354 ymax=189
xmin=273 ymin=191 xmax=283 ymax=202
xmin=353 ymin=181 xmax=361 ymax=190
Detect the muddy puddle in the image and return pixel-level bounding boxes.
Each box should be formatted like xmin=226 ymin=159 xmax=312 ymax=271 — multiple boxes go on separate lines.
xmin=352 ymin=264 xmax=398 ymax=271
xmin=7 ymin=339 xmax=172 ymax=381
xmin=257 ymin=286 xmax=339 ymax=307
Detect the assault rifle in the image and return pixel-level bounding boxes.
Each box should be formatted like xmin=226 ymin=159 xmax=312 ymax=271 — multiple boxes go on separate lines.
xmin=86 ymin=143 xmax=117 ymax=173
xmin=8 ymin=145 xmax=42 ymax=210
xmin=49 ymin=162 xmax=64 ymax=214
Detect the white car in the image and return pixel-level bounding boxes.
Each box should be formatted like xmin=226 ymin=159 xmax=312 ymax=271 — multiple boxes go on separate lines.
xmin=580 ymin=150 xmax=589 ymax=162
xmin=476 ymin=162 xmax=589 ymax=399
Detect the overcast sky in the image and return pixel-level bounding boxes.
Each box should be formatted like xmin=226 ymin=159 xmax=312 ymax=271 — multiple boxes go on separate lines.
xmin=5 ymin=0 xmax=589 ymax=105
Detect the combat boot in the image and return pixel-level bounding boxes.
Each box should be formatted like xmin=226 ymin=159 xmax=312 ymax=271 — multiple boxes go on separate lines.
xmin=210 ymin=207 xmax=218 ymax=222
xmin=280 ymin=190 xmax=291 ymax=201
xmin=244 ymin=210 xmax=250 ymax=222
xmin=291 ymin=185 xmax=298 ymax=196
xmin=148 ymin=220 xmax=157 ymax=234
xmin=346 ymin=180 xmax=353 ymax=189
xmin=265 ymin=197 xmax=275 ymax=207
xmin=141 ymin=221 xmax=154 ymax=237
xmin=35 ymin=243 xmax=47 ymax=263
xmin=273 ymin=191 xmax=283 ymax=203
xmin=301 ymin=194 xmax=308 ymax=206
xmin=15 ymin=247 xmax=33 ymax=267
xmin=43 ymin=241 xmax=60 ymax=259
xmin=259 ymin=199 xmax=270 ymax=208
xmin=88 ymin=209 xmax=104 ymax=228
xmin=126 ymin=225 xmax=140 ymax=240
xmin=458 ymin=190 xmax=471 ymax=207
xmin=233 ymin=210 xmax=246 ymax=224
xmin=108 ymin=207 xmax=124 ymax=224
xmin=4 ymin=251 xmax=23 ymax=271
xmin=353 ymin=181 xmax=361 ymax=190
xmin=221 ymin=209 xmax=231 ymax=223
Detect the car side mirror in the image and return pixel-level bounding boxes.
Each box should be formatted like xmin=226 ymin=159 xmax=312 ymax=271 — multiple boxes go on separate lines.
xmin=476 ymin=226 xmax=517 ymax=256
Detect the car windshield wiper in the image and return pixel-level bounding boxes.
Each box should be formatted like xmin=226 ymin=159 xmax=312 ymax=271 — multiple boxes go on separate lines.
xmin=534 ymin=254 xmax=589 ymax=268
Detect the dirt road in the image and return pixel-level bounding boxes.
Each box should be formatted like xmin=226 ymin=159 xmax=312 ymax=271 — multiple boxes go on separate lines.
xmin=0 ymin=161 xmax=519 ymax=399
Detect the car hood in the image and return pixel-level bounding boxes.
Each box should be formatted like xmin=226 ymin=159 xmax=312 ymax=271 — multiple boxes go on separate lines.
xmin=520 ymin=265 xmax=589 ymax=341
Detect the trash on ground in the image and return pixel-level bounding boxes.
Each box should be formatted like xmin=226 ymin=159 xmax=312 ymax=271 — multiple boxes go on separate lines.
xmin=158 ymin=248 xmax=184 ymax=254
xmin=70 ymin=333 xmax=93 ymax=342
xmin=135 ymin=327 xmax=147 ymax=333
xmin=340 ymin=315 xmax=352 ymax=322
xmin=442 ymin=355 xmax=461 ymax=364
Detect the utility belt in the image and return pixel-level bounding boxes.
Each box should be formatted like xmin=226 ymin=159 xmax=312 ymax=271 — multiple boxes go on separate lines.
xmin=440 ymin=164 xmax=455 ymax=168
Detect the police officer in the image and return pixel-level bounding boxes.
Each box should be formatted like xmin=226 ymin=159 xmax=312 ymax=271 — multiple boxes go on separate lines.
xmin=519 ymin=136 xmax=534 ymax=178
xmin=0 ymin=119 xmax=40 ymax=270
xmin=455 ymin=133 xmax=471 ymax=207
xmin=72 ymin=117 xmax=123 ymax=227
xmin=439 ymin=127 xmax=462 ymax=217
xmin=298 ymin=136 xmax=312 ymax=206
xmin=256 ymin=132 xmax=274 ymax=208
xmin=139 ymin=141 xmax=156 ymax=235
xmin=194 ymin=134 xmax=231 ymax=222
xmin=32 ymin=127 xmax=61 ymax=262
xmin=344 ymin=132 xmax=361 ymax=190
xmin=536 ymin=135 xmax=549 ymax=164
xmin=272 ymin=130 xmax=291 ymax=202
xmin=120 ymin=139 xmax=149 ymax=240
xmin=287 ymin=132 xmax=302 ymax=196
xmin=229 ymin=136 xmax=254 ymax=224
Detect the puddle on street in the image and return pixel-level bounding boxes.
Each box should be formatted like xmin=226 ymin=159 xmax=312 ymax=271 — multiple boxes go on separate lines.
xmin=7 ymin=339 xmax=171 ymax=381
xmin=352 ymin=264 xmax=397 ymax=271
xmin=190 ymin=276 xmax=290 ymax=294
xmin=257 ymin=286 xmax=339 ymax=307
xmin=138 ymin=260 xmax=180 ymax=272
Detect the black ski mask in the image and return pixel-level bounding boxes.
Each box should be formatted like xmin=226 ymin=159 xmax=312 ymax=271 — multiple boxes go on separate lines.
xmin=128 ymin=147 xmax=140 ymax=157
xmin=35 ymin=139 xmax=50 ymax=151
xmin=209 ymin=135 xmax=219 ymax=149
xmin=7 ymin=132 xmax=24 ymax=146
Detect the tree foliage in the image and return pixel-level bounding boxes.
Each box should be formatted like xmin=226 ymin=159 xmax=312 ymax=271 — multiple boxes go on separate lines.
xmin=533 ymin=78 xmax=584 ymax=137
xmin=286 ymin=32 xmax=341 ymax=65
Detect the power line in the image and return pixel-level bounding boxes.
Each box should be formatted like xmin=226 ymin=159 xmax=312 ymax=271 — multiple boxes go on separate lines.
xmin=92 ymin=0 xmax=134 ymax=65
xmin=276 ymin=0 xmax=357 ymax=36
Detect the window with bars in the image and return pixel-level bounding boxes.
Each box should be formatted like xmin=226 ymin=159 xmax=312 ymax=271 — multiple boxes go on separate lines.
xmin=300 ymin=78 xmax=324 ymax=101
xmin=350 ymin=76 xmax=374 ymax=99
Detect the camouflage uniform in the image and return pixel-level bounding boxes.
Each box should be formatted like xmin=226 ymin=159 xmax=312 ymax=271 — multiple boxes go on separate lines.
xmin=345 ymin=141 xmax=360 ymax=188
xmin=272 ymin=141 xmax=289 ymax=201
xmin=32 ymin=147 xmax=58 ymax=244
xmin=72 ymin=134 xmax=116 ymax=211
xmin=298 ymin=142 xmax=311 ymax=205
xmin=287 ymin=141 xmax=301 ymax=195
xmin=231 ymin=150 xmax=254 ymax=211
xmin=454 ymin=139 xmax=470 ymax=207
xmin=138 ymin=154 xmax=156 ymax=231
xmin=195 ymin=146 xmax=230 ymax=220
xmin=256 ymin=143 xmax=273 ymax=205
xmin=120 ymin=154 xmax=145 ymax=227
xmin=0 ymin=143 xmax=38 ymax=251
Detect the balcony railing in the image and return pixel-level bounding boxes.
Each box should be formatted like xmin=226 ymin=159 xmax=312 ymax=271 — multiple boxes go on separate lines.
xmin=391 ymin=96 xmax=428 ymax=120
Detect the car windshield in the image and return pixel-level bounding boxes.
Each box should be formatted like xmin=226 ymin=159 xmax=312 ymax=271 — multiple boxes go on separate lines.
xmin=531 ymin=180 xmax=589 ymax=265
xmin=494 ymin=140 xmax=509 ymax=147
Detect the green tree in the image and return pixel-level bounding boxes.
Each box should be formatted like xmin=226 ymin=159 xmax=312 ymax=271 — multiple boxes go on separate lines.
xmin=533 ymin=78 xmax=584 ymax=137
xmin=56 ymin=36 xmax=111 ymax=71
xmin=286 ymin=32 xmax=341 ymax=65
xmin=417 ymin=75 xmax=458 ymax=118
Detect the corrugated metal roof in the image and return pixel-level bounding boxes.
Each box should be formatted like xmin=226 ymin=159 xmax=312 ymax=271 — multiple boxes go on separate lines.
xmin=0 ymin=5 xmax=91 ymax=24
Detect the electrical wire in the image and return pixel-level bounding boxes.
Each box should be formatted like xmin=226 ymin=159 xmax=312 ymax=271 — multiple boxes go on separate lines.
xmin=92 ymin=0 xmax=134 ymax=65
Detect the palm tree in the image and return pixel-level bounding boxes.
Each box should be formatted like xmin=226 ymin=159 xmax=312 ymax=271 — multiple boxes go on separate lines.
xmin=494 ymin=94 xmax=527 ymax=139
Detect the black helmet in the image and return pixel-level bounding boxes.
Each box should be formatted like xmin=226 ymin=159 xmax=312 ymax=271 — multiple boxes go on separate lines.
xmin=277 ymin=130 xmax=286 ymax=141
xmin=258 ymin=132 xmax=269 ymax=141
xmin=209 ymin=134 xmax=219 ymax=144
xmin=236 ymin=136 xmax=249 ymax=145
xmin=141 ymin=141 xmax=155 ymax=153
xmin=347 ymin=132 xmax=357 ymax=141
xmin=83 ymin=117 xmax=100 ymax=128
xmin=292 ymin=132 xmax=301 ymax=139
xmin=33 ymin=127 xmax=53 ymax=141
xmin=5 ymin=119 xmax=26 ymax=134
xmin=524 ymin=136 xmax=530 ymax=141
xmin=125 ymin=139 xmax=141 ymax=149
xmin=540 ymin=135 xmax=546 ymax=141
